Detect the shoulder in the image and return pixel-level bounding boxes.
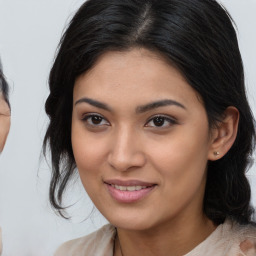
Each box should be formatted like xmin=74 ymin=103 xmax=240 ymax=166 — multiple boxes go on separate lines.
xmin=187 ymin=219 xmax=256 ymax=256
xmin=226 ymin=219 xmax=256 ymax=255
xmin=54 ymin=224 xmax=116 ymax=256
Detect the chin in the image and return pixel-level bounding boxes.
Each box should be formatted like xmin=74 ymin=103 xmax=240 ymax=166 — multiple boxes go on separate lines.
xmin=102 ymin=209 xmax=160 ymax=231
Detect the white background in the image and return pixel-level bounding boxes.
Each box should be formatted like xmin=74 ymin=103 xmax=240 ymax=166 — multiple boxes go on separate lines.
xmin=0 ymin=0 xmax=255 ymax=255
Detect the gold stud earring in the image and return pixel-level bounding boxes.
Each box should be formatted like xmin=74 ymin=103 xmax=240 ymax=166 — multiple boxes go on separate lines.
xmin=214 ymin=151 xmax=220 ymax=156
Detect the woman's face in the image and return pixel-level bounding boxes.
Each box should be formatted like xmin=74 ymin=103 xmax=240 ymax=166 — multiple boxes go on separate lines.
xmin=72 ymin=48 xmax=215 ymax=231
xmin=0 ymin=93 xmax=10 ymax=153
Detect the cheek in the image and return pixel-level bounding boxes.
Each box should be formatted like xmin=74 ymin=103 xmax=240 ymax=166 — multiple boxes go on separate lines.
xmin=147 ymin=136 xmax=209 ymax=215
xmin=0 ymin=116 xmax=10 ymax=152
xmin=148 ymin=128 xmax=209 ymax=187
xmin=71 ymin=123 xmax=108 ymax=181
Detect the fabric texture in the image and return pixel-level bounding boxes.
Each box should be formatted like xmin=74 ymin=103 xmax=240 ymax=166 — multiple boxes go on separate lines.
xmin=54 ymin=219 xmax=256 ymax=256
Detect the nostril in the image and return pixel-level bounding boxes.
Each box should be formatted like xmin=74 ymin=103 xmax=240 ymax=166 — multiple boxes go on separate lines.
xmin=107 ymin=151 xmax=146 ymax=172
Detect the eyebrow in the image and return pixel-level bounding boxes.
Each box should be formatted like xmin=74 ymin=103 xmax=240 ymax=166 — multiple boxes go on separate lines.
xmin=75 ymin=97 xmax=186 ymax=113
xmin=136 ymin=99 xmax=186 ymax=113
xmin=75 ymin=97 xmax=112 ymax=111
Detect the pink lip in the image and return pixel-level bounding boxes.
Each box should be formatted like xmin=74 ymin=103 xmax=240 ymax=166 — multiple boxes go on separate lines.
xmin=104 ymin=179 xmax=156 ymax=203
xmin=104 ymin=179 xmax=155 ymax=187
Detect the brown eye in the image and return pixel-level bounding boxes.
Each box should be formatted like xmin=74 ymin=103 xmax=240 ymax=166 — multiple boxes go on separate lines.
xmin=145 ymin=115 xmax=177 ymax=128
xmin=82 ymin=114 xmax=110 ymax=126
xmin=91 ymin=115 xmax=103 ymax=125
xmin=153 ymin=116 xmax=165 ymax=127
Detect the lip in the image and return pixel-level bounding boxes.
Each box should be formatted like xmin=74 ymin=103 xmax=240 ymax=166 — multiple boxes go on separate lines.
xmin=104 ymin=179 xmax=156 ymax=203
xmin=104 ymin=179 xmax=155 ymax=187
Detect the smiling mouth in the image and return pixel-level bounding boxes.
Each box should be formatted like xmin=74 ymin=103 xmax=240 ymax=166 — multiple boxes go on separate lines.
xmin=104 ymin=180 xmax=156 ymax=203
xmin=110 ymin=184 xmax=150 ymax=191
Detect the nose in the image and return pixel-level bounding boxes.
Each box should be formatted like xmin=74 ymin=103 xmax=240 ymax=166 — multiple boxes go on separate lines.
xmin=107 ymin=127 xmax=146 ymax=172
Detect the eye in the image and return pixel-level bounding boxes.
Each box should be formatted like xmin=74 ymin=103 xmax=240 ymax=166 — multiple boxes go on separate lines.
xmin=145 ymin=115 xmax=176 ymax=128
xmin=82 ymin=114 xmax=110 ymax=127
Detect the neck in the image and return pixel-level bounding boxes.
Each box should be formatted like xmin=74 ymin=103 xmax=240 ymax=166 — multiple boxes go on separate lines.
xmin=114 ymin=215 xmax=216 ymax=256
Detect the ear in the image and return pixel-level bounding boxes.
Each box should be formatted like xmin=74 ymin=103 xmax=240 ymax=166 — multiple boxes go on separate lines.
xmin=208 ymin=106 xmax=239 ymax=161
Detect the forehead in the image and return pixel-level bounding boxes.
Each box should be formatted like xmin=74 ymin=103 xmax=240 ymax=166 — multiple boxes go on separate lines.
xmin=86 ymin=48 xmax=182 ymax=81
xmin=73 ymin=48 xmax=202 ymax=109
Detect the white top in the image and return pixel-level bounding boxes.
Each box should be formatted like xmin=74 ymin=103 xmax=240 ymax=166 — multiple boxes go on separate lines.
xmin=55 ymin=219 xmax=256 ymax=256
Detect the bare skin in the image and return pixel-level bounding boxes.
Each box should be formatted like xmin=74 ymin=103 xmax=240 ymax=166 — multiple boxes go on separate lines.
xmin=0 ymin=93 xmax=10 ymax=152
xmin=72 ymin=48 xmax=239 ymax=256
xmin=114 ymin=212 xmax=215 ymax=255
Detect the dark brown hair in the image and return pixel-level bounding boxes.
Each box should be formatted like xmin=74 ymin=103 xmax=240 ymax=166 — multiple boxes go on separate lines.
xmin=44 ymin=0 xmax=255 ymax=224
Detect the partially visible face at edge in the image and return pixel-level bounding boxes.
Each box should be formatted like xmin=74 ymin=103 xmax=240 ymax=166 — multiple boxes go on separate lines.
xmin=0 ymin=93 xmax=10 ymax=153
xmin=71 ymin=48 xmax=216 ymax=231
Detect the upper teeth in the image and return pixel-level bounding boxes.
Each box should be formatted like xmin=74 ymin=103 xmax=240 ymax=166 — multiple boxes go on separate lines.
xmin=111 ymin=185 xmax=147 ymax=191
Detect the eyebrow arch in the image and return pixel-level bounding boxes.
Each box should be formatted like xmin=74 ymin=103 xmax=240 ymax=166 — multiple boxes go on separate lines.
xmin=75 ymin=97 xmax=111 ymax=112
xmin=136 ymin=99 xmax=186 ymax=113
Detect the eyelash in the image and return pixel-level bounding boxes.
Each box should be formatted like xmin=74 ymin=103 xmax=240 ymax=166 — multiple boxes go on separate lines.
xmin=82 ymin=113 xmax=110 ymax=127
xmin=81 ymin=114 xmax=177 ymax=129
xmin=145 ymin=115 xmax=177 ymax=128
